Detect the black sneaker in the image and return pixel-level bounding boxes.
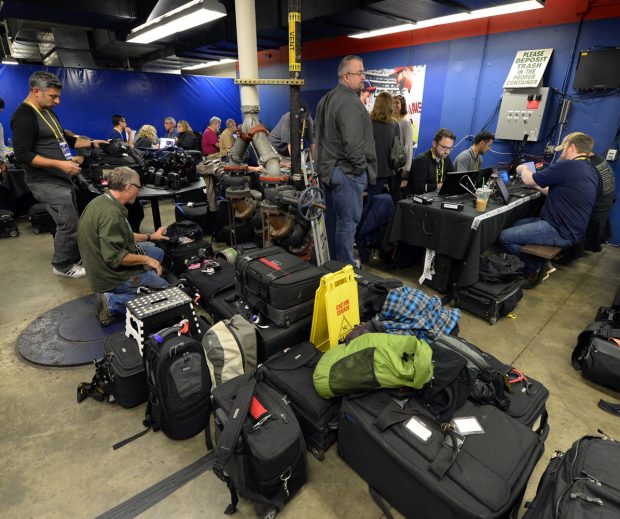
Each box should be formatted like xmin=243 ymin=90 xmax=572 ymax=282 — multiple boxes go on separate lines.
xmin=96 ymin=293 xmax=117 ymax=326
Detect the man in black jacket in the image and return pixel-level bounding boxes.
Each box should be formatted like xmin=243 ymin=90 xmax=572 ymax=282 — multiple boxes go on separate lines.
xmin=406 ymin=128 xmax=456 ymax=195
xmin=315 ymin=55 xmax=377 ymax=265
xmin=11 ymin=70 xmax=107 ymax=278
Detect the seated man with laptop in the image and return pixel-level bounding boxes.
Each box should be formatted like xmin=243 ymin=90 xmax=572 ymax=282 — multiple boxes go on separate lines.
xmin=499 ymin=132 xmax=599 ymax=285
xmin=406 ymin=128 xmax=456 ymax=195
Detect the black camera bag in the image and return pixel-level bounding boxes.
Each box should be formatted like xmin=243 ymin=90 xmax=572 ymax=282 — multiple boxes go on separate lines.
xmin=572 ymin=321 xmax=620 ymax=391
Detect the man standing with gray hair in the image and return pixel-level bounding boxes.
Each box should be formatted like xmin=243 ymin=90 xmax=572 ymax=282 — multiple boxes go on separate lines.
xmin=78 ymin=166 xmax=169 ymax=325
xmin=315 ymin=55 xmax=377 ymax=265
xmin=11 ymin=70 xmax=107 ymax=278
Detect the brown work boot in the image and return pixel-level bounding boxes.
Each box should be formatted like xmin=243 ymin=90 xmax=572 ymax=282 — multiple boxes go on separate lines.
xmin=96 ymin=293 xmax=118 ymax=326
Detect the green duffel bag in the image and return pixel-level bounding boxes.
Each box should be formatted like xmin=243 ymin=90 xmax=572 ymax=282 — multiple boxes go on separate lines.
xmin=313 ymin=333 xmax=433 ymax=399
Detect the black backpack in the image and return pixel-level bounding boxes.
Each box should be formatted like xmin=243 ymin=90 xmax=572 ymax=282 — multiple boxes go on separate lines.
xmin=115 ymin=323 xmax=213 ymax=449
xmin=212 ymin=374 xmax=308 ymax=517
xmin=478 ymin=253 xmax=524 ymax=283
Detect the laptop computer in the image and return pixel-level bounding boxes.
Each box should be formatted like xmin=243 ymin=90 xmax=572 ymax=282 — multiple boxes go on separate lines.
xmin=495 ymin=169 xmax=535 ymax=204
xmin=438 ymin=167 xmax=493 ymax=198
xmin=159 ymin=137 xmax=176 ymax=149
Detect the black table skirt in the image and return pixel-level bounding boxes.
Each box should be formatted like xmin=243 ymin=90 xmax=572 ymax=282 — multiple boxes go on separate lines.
xmin=387 ymin=194 xmax=544 ymax=287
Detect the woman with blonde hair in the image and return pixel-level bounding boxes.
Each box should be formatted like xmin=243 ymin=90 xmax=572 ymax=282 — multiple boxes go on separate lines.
xmin=176 ymin=120 xmax=199 ymax=150
xmin=134 ymin=124 xmax=158 ymax=148
xmin=368 ymin=91 xmax=397 ymax=202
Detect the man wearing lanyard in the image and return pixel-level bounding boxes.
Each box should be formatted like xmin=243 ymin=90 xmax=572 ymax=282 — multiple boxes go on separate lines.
xmin=78 ymin=167 xmax=169 ymax=325
xmin=406 ymin=128 xmax=456 ymax=195
xmin=500 ymin=132 xmax=599 ymax=284
xmin=109 ymin=114 xmax=133 ymax=146
xmin=11 ymin=70 xmax=107 ymax=278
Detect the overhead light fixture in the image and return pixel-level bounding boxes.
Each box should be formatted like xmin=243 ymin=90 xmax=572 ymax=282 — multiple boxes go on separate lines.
xmin=1 ymin=57 xmax=18 ymax=65
xmin=182 ymin=58 xmax=237 ymax=70
xmin=127 ymin=0 xmax=226 ymax=44
xmin=349 ymin=0 xmax=544 ymax=39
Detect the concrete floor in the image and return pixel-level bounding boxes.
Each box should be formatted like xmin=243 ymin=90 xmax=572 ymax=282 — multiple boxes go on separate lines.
xmin=1 ymin=199 xmax=620 ymax=518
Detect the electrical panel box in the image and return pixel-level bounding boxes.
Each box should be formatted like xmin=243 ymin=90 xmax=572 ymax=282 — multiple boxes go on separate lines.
xmin=495 ymin=87 xmax=550 ymax=141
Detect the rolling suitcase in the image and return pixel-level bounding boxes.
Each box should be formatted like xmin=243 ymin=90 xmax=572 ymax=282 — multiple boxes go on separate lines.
xmin=235 ymin=246 xmax=324 ymax=327
xmin=209 ymin=287 xmax=312 ymax=362
xmin=338 ymin=390 xmax=546 ymax=519
xmin=158 ymin=238 xmax=214 ymax=275
xmin=258 ymin=342 xmax=340 ymax=460
xmin=0 ymin=209 xmax=19 ymax=238
xmin=523 ymin=435 xmax=620 ymax=518
xmin=453 ymin=279 xmax=523 ymax=325
xmin=28 ymin=203 xmax=56 ymax=234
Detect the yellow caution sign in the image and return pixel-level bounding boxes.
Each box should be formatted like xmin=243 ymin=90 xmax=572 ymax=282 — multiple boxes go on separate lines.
xmin=310 ymin=265 xmax=360 ymax=352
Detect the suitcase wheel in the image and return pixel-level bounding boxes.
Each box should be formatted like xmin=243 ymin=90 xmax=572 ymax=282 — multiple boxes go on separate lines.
xmin=489 ymin=316 xmax=497 ymax=325
xmin=32 ymin=228 xmax=41 ymax=234
xmin=311 ymin=446 xmax=325 ymax=461
xmin=9 ymin=230 xmax=18 ymax=237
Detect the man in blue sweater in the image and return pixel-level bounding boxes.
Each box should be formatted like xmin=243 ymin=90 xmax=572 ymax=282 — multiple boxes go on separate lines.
xmin=500 ymin=132 xmax=598 ymax=284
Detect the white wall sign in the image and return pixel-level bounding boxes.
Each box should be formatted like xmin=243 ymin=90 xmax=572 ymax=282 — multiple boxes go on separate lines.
xmin=503 ymin=48 xmax=553 ymax=89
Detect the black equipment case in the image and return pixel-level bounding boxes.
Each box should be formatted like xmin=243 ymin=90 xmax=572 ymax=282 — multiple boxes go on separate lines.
xmin=257 ymin=341 xmax=340 ymax=460
xmin=28 ymin=203 xmax=56 ymax=234
xmin=235 ymin=246 xmax=324 ymax=327
xmin=432 ymin=334 xmax=549 ymax=430
xmin=523 ymin=435 xmax=620 ymax=518
xmin=321 ymin=260 xmax=403 ymax=321
xmin=209 ymin=287 xmax=312 ymax=362
xmin=423 ymin=252 xmax=457 ymax=294
xmin=174 ymin=201 xmax=210 ymax=235
xmin=182 ymin=261 xmax=236 ymax=307
xmin=453 ymin=279 xmax=523 ymax=325
xmin=572 ymin=321 xmax=620 ymax=392
xmin=212 ymin=374 xmax=308 ymax=516
xmin=159 ymin=238 xmax=213 ymax=275
xmin=0 ymin=208 xmax=19 ymax=238
xmin=338 ymin=390 xmax=546 ymax=519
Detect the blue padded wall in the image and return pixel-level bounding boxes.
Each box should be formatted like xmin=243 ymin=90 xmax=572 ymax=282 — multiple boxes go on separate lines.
xmin=0 ymin=65 xmax=241 ymax=140
xmin=294 ymin=17 xmax=620 ymax=242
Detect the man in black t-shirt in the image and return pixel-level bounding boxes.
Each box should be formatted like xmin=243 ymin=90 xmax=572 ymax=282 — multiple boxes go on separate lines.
xmin=11 ymin=70 xmax=107 ymax=278
xmin=406 ymin=128 xmax=456 ymax=195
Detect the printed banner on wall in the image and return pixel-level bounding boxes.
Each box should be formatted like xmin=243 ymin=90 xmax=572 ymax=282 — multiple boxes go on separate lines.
xmin=363 ymin=65 xmax=426 ymax=148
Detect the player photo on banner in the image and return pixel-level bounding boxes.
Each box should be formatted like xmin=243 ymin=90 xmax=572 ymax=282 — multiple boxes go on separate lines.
xmin=363 ymin=65 xmax=426 ymax=148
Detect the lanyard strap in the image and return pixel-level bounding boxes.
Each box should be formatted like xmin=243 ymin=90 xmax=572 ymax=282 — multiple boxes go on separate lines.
xmin=25 ymin=101 xmax=64 ymax=141
xmin=436 ymin=159 xmax=444 ymax=183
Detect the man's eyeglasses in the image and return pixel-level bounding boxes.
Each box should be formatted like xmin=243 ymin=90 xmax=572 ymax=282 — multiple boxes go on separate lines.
xmin=347 ymin=71 xmax=365 ymax=77
xmin=437 ymin=143 xmax=454 ymax=152
xmin=129 ymin=183 xmax=141 ymax=190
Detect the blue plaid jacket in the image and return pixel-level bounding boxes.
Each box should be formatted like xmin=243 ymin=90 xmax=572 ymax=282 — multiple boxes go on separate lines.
xmin=379 ymin=285 xmax=460 ymax=342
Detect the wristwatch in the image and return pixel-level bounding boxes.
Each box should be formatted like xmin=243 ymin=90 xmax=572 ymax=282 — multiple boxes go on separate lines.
xmin=90 ymin=139 xmax=95 ymax=149
xmin=146 ymin=233 xmax=151 ymax=242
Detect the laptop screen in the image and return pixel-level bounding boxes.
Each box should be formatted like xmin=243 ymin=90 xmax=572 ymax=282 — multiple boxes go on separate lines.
xmin=522 ymin=161 xmax=536 ymax=175
xmin=495 ymin=173 xmax=511 ymax=205
xmin=159 ymin=137 xmax=176 ymax=149
xmin=498 ymin=169 xmax=510 ymax=184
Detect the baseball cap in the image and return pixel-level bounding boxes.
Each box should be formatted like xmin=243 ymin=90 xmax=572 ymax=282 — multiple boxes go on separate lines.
xmin=554 ymin=131 xmax=587 ymax=152
xmin=362 ymin=80 xmax=376 ymax=92
xmin=391 ymin=66 xmax=406 ymax=76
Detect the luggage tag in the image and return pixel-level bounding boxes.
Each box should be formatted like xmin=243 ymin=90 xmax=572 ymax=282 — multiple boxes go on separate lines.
xmin=404 ymin=416 xmax=433 ymax=443
xmin=451 ymin=416 xmax=485 ymax=436
xmin=59 ymin=140 xmax=73 ymax=160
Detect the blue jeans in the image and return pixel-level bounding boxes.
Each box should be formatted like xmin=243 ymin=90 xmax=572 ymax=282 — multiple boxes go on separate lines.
xmin=366 ymin=177 xmax=388 ymax=203
xmin=106 ymin=244 xmax=168 ymax=316
xmin=499 ymin=217 xmax=573 ymax=274
xmin=325 ymin=167 xmax=367 ymax=265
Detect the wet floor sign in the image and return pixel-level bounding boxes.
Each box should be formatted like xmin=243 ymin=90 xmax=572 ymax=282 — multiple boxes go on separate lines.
xmin=310 ymin=265 xmax=360 ymax=352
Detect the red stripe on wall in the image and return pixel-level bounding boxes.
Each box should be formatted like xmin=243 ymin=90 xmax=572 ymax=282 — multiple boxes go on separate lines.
xmin=257 ymin=0 xmax=620 ymax=67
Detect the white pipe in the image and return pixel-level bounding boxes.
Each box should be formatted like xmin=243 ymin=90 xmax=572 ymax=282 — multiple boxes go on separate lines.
xmin=235 ymin=0 xmax=260 ymax=108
